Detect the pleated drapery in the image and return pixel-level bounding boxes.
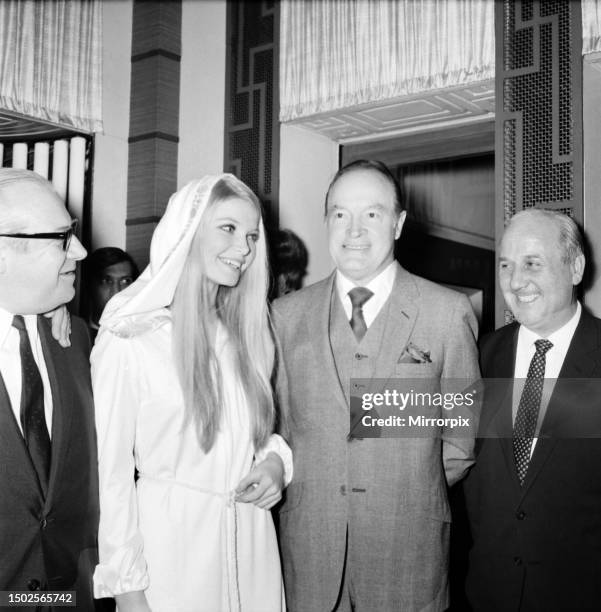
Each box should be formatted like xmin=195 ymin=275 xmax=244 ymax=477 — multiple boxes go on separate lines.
xmin=0 ymin=0 xmax=103 ymax=133
xmin=583 ymin=0 xmax=601 ymax=54
xmin=280 ymin=0 xmax=495 ymax=122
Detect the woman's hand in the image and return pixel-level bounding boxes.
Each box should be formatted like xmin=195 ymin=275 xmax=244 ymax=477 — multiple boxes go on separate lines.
xmin=115 ymin=591 xmax=152 ymax=612
xmin=44 ymin=304 xmax=71 ymax=348
xmin=235 ymin=452 xmax=285 ymax=510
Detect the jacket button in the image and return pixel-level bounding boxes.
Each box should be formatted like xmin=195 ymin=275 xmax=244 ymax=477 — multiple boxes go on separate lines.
xmin=28 ymin=578 xmax=41 ymax=590
xmin=516 ymin=511 xmax=525 ymax=520
xmin=340 ymin=485 xmax=346 ymax=496
xmin=513 ymin=557 xmax=522 ymax=566
xmin=40 ymin=518 xmax=47 ymax=528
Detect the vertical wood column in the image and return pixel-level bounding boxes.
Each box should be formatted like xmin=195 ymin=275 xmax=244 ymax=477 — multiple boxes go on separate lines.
xmin=495 ymin=0 xmax=583 ymax=326
xmin=127 ymin=0 xmax=181 ymax=269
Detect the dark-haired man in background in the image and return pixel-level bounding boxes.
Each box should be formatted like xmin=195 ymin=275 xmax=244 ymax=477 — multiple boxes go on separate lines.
xmin=273 ymin=160 xmax=480 ymax=611
xmin=85 ymin=247 xmax=138 ymax=340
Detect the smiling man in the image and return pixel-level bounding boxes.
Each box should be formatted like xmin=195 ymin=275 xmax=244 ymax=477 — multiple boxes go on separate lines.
xmin=464 ymin=209 xmax=601 ymax=612
xmin=272 ymin=159 xmax=479 ymax=611
xmin=0 ymin=168 xmax=100 ymax=610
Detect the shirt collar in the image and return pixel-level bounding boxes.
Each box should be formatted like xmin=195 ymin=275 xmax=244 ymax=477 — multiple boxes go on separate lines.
xmin=336 ymin=260 xmax=397 ymax=304
xmin=0 ymin=306 xmax=39 ymax=347
xmin=518 ymin=301 xmax=582 ymax=350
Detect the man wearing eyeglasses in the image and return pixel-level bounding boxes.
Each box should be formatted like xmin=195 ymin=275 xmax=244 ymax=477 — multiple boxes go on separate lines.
xmin=0 ymin=168 xmax=99 ymax=611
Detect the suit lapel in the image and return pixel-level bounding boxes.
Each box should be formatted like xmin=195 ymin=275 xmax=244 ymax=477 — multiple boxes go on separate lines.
xmin=485 ymin=325 xmax=523 ymax=493
xmin=305 ymin=273 xmax=349 ymax=412
xmin=38 ymin=316 xmax=73 ymax=510
xmin=372 ymin=264 xmax=418 ymax=385
xmin=0 ymin=368 xmax=43 ymax=494
xmin=521 ymin=311 xmax=601 ymax=497
xmin=488 ymin=326 xmax=518 ymax=379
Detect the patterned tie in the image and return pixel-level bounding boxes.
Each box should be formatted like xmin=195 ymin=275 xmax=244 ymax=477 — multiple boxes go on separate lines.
xmin=348 ymin=287 xmax=374 ymax=341
xmin=513 ymin=338 xmax=553 ymax=485
xmin=12 ymin=315 xmax=51 ymax=495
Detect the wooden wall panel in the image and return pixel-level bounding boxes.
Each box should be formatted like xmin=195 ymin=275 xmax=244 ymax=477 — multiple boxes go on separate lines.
xmin=126 ymin=0 xmax=181 ymax=269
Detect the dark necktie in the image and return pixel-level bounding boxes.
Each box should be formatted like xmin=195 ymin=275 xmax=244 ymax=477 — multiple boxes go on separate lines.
xmin=12 ymin=315 xmax=51 ymax=494
xmin=348 ymin=287 xmax=374 ymax=341
xmin=513 ymin=338 xmax=553 ymax=485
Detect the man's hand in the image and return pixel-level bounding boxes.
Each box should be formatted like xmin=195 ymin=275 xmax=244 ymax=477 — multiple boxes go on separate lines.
xmin=44 ymin=305 xmax=71 ymax=348
xmin=235 ymin=452 xmax=285 ymax=510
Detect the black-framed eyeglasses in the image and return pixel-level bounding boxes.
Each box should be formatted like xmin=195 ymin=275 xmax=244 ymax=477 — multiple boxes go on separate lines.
xmin=0 ymin=219 xmax=78 ymax=252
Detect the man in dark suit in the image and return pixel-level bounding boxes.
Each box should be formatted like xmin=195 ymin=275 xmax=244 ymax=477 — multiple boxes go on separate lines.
xmin=0 ymin=169 xmax=99 ymax=610
xmin=273 ymin=160 xmax=480 ymax=611
xmin=464 ymin=209 xmax=601 ymax=611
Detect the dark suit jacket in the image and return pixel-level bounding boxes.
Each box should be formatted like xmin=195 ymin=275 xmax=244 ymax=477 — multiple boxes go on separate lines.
xmin=0 ymin=316 xmax=99 ymax=612
xmin=464 ymin=309 xmax=601 ymax=612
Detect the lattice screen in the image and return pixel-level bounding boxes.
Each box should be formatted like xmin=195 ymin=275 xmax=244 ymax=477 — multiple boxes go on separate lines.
xmin=495 ymin=0 xmax=583 ymax=324
xmin=224 ymin=0 xmax=279 ymax=228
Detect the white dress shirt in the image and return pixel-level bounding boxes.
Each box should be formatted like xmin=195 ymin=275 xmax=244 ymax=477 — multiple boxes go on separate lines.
xmin=336 ymin=261 xmax=397 ymax=328
xmin=0 ymin=307 xmax=53 ymax=436
xmin=512 ymin=302 xmax=581 ymax=453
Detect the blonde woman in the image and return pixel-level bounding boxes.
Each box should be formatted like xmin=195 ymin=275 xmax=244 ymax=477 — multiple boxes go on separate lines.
xmin=91 ymin=175 xmax=292 ymax=612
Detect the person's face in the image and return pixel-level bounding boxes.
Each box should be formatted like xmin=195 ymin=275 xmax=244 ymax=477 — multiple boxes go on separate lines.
xmin=326 ymin=169 xmax=405 ymax=285
xmin=0 ymin=180 xmax=87 ymax=314
xmin=198 ymin=196 xmax=260 ymax=292
xmin=91 ymin=261 xmax=136 ymax=322
xmin=499 ymin=215 xmax=584 ymax=337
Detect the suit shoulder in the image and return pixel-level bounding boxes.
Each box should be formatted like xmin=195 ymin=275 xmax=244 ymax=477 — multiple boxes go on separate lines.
xmin=71 ymin=315 xmax=89 ymax=337
xmin=272 ymin=276 xmax=331 ymax=316
xmin=408 ymin=273 xmax=470 ymax=308
xmin=38 ymin=313 xmax=91 ymax=353
xmin=582 ymin=308 xmax=601 ymax=332
xmin=479 ymin=322 xmax=518 ymax=357
xmin=70 ymin=315 xmax=91 ymax=343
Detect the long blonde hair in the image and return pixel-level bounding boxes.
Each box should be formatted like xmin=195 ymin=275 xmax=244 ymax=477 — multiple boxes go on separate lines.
xmin=171 ymin=176 xmax=275 ymax=452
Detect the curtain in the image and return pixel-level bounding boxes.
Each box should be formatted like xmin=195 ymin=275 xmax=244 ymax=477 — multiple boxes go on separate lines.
xmin=280 ymin=0 xmax=495 ymax=122
xmin=0 ymin=0 xmax=103 ymax=133
xmin=583 ymin=0 xmax=601 ymax=54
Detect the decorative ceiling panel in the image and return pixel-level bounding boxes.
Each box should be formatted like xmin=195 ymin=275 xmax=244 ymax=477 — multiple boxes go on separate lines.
xmin=287 ymin=80 xmax=495 ymax=143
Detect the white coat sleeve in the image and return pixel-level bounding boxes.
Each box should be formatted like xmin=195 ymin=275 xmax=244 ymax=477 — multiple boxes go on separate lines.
xmin=91 ymin=331 xmax=150 ymax=597
xmin=255 ymin=433 xmax=294 ymax=486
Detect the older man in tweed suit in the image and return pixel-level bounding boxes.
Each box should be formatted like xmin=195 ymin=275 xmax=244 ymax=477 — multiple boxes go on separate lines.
xmin=273 ymin=160 xmax=480 ymax=612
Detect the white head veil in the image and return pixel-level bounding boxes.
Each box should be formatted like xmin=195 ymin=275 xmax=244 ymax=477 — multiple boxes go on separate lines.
xmin=99 ymin=174 xmax=235 ymax=337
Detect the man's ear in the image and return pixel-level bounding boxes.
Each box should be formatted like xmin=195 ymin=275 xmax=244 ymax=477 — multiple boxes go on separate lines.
xmin=394 ymin=211 xmax=407 ymax=240
xmin=571 ymin=253 xmax=585 ymax=286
